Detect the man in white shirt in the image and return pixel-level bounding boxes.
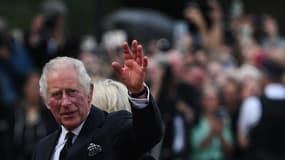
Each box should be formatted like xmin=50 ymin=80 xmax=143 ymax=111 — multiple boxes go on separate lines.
xmin=237 ymin=58 xmax=285 ymax=159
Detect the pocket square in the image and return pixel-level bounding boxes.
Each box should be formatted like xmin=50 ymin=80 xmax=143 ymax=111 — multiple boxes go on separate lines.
xmin=87 ymin=143 xmax=102 ymax=157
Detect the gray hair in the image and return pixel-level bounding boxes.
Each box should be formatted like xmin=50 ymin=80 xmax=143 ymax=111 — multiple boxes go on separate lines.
xmin=39 ymin=56 xmax=91 ymax=100
xmin=92 ymin=79 xmax=131 ymax=112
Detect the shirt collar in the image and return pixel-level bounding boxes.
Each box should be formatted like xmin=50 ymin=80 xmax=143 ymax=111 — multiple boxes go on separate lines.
xmin=61 ymin=119 xmax=86 ymax=137
xmin=60 ymin=110 xmax=90 ymax=136
xmin=264 ymin=83 xmax=285 ymax=99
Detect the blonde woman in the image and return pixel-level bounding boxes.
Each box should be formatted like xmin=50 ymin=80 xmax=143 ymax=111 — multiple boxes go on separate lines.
xmin=92 ymin=79 xmax=131 ymax=112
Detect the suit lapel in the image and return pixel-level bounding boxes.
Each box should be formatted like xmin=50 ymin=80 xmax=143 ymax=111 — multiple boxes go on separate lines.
xmin=67 ymin=106 xmax=107 ymax=159
xmin=41 ymin=130 xmax=61 ymax=160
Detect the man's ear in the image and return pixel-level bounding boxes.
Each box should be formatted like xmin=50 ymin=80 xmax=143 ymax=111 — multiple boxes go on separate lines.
xmin=44 ymin=100 xmax=51 ymax=110
xmin=42 ymin=95 xmax=52 ymax=110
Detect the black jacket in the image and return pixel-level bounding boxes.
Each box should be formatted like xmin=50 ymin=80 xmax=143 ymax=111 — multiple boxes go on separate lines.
xmin=32 ymin=96 xmax=163 ymax=160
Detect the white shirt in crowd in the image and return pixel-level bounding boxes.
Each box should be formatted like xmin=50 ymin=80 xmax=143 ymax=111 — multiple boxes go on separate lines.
xmin=238 ymin=83 xmax=285 ymax=138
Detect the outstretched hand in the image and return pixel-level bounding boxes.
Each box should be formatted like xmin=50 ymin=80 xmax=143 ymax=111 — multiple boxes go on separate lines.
xmin=112 ymin=40 xmax=148 ymax=94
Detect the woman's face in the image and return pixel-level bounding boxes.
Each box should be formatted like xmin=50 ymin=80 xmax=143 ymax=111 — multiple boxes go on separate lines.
xmin=202 ymin=88 xmax=219 ymax=113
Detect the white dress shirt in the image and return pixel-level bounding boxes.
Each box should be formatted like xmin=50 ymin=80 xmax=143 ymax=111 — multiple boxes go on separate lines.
xmin=238 ymin=83 xmax=285 ymax=138
xmin=51 ymin=120 xmax=85 ymax=160
xmin=128 ymin=84 xmax=150 ymax=109
xmin=172 ymin=114 xmax=185 ymax=153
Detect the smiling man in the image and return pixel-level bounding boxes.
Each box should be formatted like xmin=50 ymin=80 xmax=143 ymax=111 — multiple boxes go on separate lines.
xmin=32 ymin=40 xmax=163 ymax=160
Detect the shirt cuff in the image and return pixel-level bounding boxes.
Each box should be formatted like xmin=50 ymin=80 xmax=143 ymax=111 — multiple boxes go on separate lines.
xmin=128 ymin=84 xmax=150 ymax=109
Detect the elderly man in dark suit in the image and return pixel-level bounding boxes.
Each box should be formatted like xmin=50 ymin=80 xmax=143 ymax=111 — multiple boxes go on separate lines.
xmin=32 ymin=40 xmax=163 ymax=160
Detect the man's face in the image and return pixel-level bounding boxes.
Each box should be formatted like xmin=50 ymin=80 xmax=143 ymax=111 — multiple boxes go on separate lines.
xmin=45 ymin=67 xmax=92 ymax=130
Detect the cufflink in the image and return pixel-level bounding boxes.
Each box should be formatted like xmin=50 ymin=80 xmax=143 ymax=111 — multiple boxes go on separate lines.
xmin=87 ymin=143 xmax=102 ymax=157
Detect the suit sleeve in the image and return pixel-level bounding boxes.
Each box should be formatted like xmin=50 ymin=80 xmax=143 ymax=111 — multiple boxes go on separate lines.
xmin=108 ymin=94 xmax=163 ymax=159
xmin=129 ymin=94 xmax=164 ymax=157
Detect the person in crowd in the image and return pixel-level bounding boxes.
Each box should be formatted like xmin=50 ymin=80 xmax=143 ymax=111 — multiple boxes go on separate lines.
xmin=24 ymin=0 xmax=80 ymax=69
xmin=171 ymin=63 xmax=206 ymax=160
xmin=92 ymin=79 xmax=131 ymax=113
xmin=13 ymin=72 xmax=57 ymax=160
xmin=0 ymin=17 xmax=35 ymax=160
xmin=220 ymin=77 xmax=243 ymax=159
xmin=0 ymin=17 xmax=35 ymax=106
xmin=32 ymin=40 xmax=163 ymax=160
xmin=191 ymin=85 xmax=233 ymax=160
xmin=237 ymin=58 xmax=285 ymax=160
xmin=261 ymin=15 xmax=285 ymax=52
xmin=155 ymin=53 xmax=187 ymax=160
xmin=183 ymin=0 xmax=223 ymax=51
xmin=80 ymin=51 xmax=110 ymax=81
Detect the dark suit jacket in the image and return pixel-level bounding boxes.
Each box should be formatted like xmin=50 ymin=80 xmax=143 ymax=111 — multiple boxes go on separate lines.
xmin=32 ymin=96 xmax=163 ymax=160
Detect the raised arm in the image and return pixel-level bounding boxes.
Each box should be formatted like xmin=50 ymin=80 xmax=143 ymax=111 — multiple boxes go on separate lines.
xmin=111 ymin=40 xmax=148 ymax=96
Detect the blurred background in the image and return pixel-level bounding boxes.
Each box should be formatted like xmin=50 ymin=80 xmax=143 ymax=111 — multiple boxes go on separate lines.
xmin=0 ymin=0 xmax=285 ymax=160
xmin=0 ymin=0 xmax=284 ymax=39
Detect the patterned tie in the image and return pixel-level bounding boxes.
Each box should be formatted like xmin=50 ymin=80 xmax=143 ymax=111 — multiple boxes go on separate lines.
xmin=59 ymin=132 xmax=74 ymax=160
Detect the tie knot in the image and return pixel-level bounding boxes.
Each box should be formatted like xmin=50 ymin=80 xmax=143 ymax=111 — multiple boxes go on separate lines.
xmin=66 ymin=132 xmax=74 ymax=140
xmin=65 ymin=132 xmax=74 ymax=146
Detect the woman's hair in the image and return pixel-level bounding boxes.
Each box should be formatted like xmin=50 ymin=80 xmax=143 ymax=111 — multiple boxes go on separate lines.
xmin=92 ymin=79 xmax=131 ymax=112
xmin=39 ymin=56 xmax=91 ymax=100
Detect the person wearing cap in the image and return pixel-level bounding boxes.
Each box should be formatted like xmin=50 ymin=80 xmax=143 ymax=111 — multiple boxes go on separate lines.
xmin=237 ymin=58 xmax=285 ymax=159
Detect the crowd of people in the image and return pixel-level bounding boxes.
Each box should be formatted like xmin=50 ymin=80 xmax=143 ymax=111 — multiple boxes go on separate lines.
xmin=0 ymin=0 xmax=285 ymax=160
